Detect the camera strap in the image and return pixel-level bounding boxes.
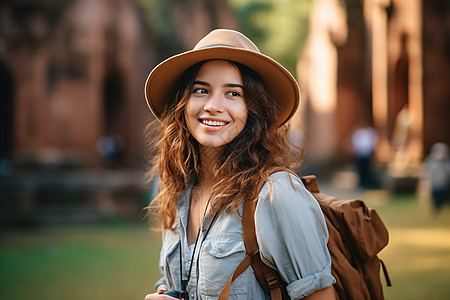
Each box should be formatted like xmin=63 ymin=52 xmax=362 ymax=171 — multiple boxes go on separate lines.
xmin=179 ymin=211 xmax=219 ymax=299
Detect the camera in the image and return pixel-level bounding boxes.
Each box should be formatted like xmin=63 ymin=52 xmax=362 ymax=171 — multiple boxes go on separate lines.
xmin=163 ymin=290 xmax=188 ymax=299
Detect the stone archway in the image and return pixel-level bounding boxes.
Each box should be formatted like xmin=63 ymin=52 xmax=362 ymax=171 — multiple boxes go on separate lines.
xmin=392 ymin=33 xmax=409 ymax=127
xmin=99 ymin=69 xmax=126 ymax=167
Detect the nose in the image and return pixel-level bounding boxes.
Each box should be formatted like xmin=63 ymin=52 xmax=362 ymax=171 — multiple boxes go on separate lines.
xmin=203 ymin=92 xmax=224 ymax=113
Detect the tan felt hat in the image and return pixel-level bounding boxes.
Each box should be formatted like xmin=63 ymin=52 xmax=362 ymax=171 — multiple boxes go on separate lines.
xmin=144 ymin=29 xmax=300 ymax=127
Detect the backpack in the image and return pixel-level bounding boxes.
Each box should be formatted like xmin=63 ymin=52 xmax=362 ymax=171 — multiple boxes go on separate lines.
xmin=219 ymin=174 xmax=391 ymax=300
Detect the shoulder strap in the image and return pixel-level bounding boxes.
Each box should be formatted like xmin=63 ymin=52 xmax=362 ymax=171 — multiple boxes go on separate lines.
xmin=242 ymin=197 xmax=284 ymax=300
xmin=300 ymin=175 xmax=320 ymax=193
xmin=246 ymin=173 xmax=320 ymax=299
xmin=243 ymin=170 xmax=291 ymax=299
xmin=217 ymin=253 xmax=252 ymax=300
xmin=218 ymin=172 xmax=284 ymax=300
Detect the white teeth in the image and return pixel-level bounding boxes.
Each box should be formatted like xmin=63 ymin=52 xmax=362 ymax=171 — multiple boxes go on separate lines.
xmin=202 ymin=120 xmax=226 ymax=126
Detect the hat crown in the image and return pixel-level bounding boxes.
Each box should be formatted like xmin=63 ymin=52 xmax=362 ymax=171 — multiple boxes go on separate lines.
xmin=193 ymin=29 xmax=261 ymax=53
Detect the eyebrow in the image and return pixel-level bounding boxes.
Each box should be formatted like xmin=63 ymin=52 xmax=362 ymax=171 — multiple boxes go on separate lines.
xmin=193 ymin=80 xmax=244 ymax=89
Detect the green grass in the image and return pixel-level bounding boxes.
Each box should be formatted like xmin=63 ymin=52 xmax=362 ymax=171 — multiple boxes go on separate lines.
xmin=1 ymin=192 xmax=450 ymax=299
xmin=355 ymin=190 xmax=450 ymax=300
xmin=317 ymin=183 xmax=450 ymax=299
xmin=0 ymin=222 xmax=162 ymax=300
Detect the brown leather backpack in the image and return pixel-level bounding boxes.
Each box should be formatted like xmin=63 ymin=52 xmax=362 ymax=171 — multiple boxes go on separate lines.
xmin=219 ymin=174 xmax=391 ymax=300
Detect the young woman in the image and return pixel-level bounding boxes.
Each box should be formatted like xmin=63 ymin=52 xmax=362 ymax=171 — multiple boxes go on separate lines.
xmin=143 ymin=29 xmax=336 ymax=300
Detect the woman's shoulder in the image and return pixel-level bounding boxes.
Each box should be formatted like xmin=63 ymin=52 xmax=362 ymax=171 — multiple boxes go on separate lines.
xmin=268 ymin=170 xmax=299 ymax=181
xmin=265 ymin=170 xmax=303 ymax=190
xmin=256 ymin=171 xmax=326 ymax=236
xmin=259 ymin=170 xmax=308 ymax=201
xmin=256 ymin=170 xmax=326 ymax=233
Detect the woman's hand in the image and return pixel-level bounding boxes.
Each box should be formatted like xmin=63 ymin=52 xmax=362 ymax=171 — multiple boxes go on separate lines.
xmin=144 ymin=285 xmax=179 ymax=299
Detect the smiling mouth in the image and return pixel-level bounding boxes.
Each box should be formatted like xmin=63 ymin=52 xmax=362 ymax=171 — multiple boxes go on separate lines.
xmin=201 ymin=119 xmax=228 ymax=126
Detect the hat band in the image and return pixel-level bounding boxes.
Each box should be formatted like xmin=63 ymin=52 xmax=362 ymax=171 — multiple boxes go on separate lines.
xmin=198 ymin=43 xmax=237 ymax=49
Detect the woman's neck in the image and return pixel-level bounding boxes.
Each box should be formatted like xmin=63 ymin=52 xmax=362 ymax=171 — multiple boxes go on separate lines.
xmin=198 ymin=145 xmax=222 ymax=187
xmin=187 ymin=146 xmax=221 ymax=245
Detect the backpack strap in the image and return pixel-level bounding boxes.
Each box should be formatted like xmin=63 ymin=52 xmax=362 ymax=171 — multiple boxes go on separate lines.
xmin=247 ymin=173 xmax=320 ymax=299
xmin=217 ymin=252 xmax=252 ymax=300
xmin=300 ymin=175 xmax=320 ymax=193
xmin=218 ymin=171 xmax=285 ymax=300
xmin=217 ymin=199 xmax=259 ymax=300
xmin=242 ymin=198 xmax=284 ymax=300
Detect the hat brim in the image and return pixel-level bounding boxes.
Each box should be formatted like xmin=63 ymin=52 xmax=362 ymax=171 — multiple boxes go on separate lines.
xmin=145 ymin=46 xmax=300 ymax=127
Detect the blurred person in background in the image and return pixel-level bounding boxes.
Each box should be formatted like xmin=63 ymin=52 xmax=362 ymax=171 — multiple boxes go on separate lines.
xmin=96 ymin=134 xmax=124 ymax=167
xmin=420 ymin=142 xmax=450 ymax=214
xmin=143 ymin=29 xmax=336 ymax=299
xmin=351 ymin=123 xmax=378 ymax=189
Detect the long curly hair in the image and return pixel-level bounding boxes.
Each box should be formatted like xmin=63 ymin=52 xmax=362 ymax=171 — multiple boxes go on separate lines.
xmin=145 ymin=60 xmax=301 ymax=230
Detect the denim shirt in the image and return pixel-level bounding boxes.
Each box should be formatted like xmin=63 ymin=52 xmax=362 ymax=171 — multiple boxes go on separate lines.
xmin=155 ymin=171 xmax=335 ymax=299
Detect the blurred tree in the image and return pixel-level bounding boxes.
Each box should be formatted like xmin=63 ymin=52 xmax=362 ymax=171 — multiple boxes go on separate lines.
xmin=137 ymin=0 xmax=311 ymax=76
xmin=137 ymin=0 xmax=183 ymax=60
xmin=229 ymin=0 xmax=312 ymax=75
xmin=137 ymin=0 xmax=238 ymax=61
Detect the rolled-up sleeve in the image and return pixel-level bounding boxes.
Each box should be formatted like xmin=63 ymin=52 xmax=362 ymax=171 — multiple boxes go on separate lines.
xmin=154 ymin=277 xmax=166 ymax=290
xmin=255 ymin=172 xmax=335 ymax=299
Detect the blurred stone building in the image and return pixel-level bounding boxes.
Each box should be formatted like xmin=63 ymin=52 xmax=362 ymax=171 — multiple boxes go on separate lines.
xmin=0 ymin=0 xmax=153 ymax=170
xmin=1 ymin=0 xmax=448 ymax=176
xmin=0 ymin=0 xmax=237 ymax=172
xmin=0 ymin=0 xmax=237 ymax=223
xmin=295 ymin=0 xmax=450 ymax=182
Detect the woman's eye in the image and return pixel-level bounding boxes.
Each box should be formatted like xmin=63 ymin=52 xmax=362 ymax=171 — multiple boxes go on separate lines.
xmin=226 ymin=91 xmax=242 ymax=97
xmin=193 ymin=88 xmax=208 ymax=94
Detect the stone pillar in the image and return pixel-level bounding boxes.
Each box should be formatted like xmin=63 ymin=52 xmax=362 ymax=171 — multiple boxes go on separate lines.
xmin=405 ymin=0 xmax=423 ymax=167
xmin=295 ymin=0 xmax=348 ymax=163
xmin=365 ymin=0 xmax=390 ymax=163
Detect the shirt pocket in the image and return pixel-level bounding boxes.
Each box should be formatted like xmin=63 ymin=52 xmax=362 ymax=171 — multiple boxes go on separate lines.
xmin=160 ymin=238 xmax=180 ymax=290
xmin=198 ymin=234 xmax=248 ymax=297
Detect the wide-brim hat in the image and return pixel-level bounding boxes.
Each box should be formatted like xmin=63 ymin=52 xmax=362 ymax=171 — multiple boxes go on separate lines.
xmin=144 ymin=29 xmax=300 ymax=127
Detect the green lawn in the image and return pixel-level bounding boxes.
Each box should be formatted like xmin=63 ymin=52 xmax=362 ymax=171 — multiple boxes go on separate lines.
xmin=1 ymin=191 xmax=450 ymax=299
xmin=369 ymin=192 xmax=450 ymax=300
xmin=0 ymin=222 xmax=162 ymax=300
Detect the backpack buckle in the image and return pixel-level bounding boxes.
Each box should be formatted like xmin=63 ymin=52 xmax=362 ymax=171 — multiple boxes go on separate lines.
xmin=265 ymin=270 xmax=281 ymax=289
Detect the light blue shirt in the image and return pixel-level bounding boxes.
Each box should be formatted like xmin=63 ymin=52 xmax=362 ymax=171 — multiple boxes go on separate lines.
xmin=155 ymin=171 xmax=335 ymax=299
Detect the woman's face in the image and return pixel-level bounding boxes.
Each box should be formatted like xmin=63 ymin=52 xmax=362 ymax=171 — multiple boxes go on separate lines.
xmin=185 ymin=60 xmax=248 ymax=149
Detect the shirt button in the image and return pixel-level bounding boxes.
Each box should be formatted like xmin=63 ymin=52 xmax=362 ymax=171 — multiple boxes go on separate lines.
xmin=191 ymin=293 xmax=195 ymax=298
xmin=218 ymin=248 xmax=223 ymax=253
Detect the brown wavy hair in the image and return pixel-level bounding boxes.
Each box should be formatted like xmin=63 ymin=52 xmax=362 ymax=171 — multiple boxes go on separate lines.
xmin=145 ymin=60 xmax=301 ymax=230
